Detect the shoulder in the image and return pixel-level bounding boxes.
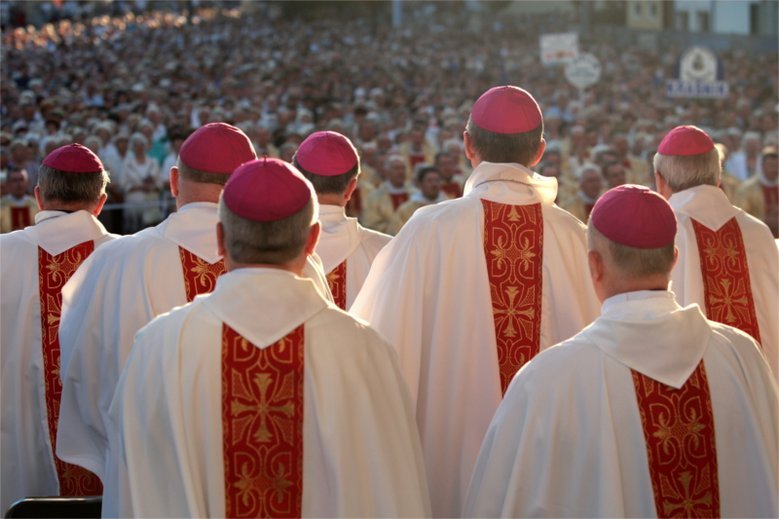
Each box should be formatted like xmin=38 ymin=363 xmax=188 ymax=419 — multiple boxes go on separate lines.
xmin=356 ymin=223 xmax=392 ymax=245
xmin=134 ymin=298 xmax=200 ymax=346
xmin=0 ymin=227 xmax=35 ymax=249
xmin=309 ymin=305 xmax=392 ymax=351
xmin=544 ymin=203 xmax=588 ymax=232
xmin=88 ymin=225 xmax=165 ymax=261
xmin=705 ymin=319 xmax=773 ymax=372
xmin=504 ymin=335 xmax=601 ymax=403
xmin=735 ymin=207 xmax=776 ymax=237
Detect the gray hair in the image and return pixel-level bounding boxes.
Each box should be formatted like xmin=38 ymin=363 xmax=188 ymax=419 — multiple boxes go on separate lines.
xmin=37 ymin=164 xmax=109 ymax=204
xmin=587 ymin=224 xmax=675 ymax=278
xmin=652 ymin=147 xmax=720 ymax=193
xmin=176 ymin=158 xmax=231 ymax=186
xmin=218 ymin=196 xmax=316 ymax=265
xmin=465 ymin=116 xmax=544 ymax=166
xmin=293 ymin=156 xmax=360 ymax=195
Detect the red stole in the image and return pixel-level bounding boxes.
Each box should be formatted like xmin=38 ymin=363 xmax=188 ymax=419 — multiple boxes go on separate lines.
xmin=691 ymin=218 xmax=761 ymax=344
xmin=178 ymin=247 xmax=225 ymax=302
xmin=11 ymin=206 xmax=32 ymax=230
xmin=408 ymin=153 xmax=425 ymax=169
xmin=441 ymin=181 xmax=462 ymax=199
xmin=326 ymin=260 xmax=347 ymax=310
xmin=38 ymin=241 xmax=103 ymax=495
xmin=389 ymin=192 xmax=409 ymax=211
xmin=632 ymin=362 xmax=720 ymax=518
xmin=482 ymin=200 xmax=544 ymax=394
xmin=221 ymin=324 xmax=305 ymax=518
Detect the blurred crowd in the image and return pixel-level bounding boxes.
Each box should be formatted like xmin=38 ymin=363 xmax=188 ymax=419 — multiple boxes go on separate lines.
xmin=1 ymin=3 xmax=777 ymax=235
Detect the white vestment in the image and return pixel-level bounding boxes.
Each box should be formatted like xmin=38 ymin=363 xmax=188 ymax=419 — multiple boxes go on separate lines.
xmin=669 ymin=185 xmax=779 ymax=378
xmin=0 ymin=211 xmax=114 ymax=512
xmin=465 ymin=291 xmax=778 ymax=518
xmin=56 ymin=202 xmax=331 ymax=516
xmin=351 ymin=161 xmax=600 ymax=517
xmin=316 ymin=204 xmax=391 ymax=308
xmin=108 ymin=269 xmax=431 ymax=517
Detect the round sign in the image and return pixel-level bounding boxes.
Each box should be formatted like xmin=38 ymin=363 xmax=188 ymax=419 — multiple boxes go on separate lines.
xmin=565 ymin=53 xmax=602 ymax=90
xmin=679 ymin=46 xmax=718 ymax=82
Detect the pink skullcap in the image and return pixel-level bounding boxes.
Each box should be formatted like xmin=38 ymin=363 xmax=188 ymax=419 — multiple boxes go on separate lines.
xmin=590 ymin=185 xmax=677 ymax=249
xmin=42 ymin=144 xmax=103 ymax=173
xmin=471 ymin=86 xmax=542 ymax=134
xmin=179 ymin=122 xmax=256 ymax=174
xmin=295 ymin=131 xmax=359 ymax=176
xmin=657 ymin=125 xmax=714 ymax=156
xmin=223 ymin=158 xmax=313 ymax=222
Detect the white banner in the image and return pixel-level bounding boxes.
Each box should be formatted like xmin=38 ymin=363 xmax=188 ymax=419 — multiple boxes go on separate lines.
xmin=540 ymin=32 xmax=579 ymax=66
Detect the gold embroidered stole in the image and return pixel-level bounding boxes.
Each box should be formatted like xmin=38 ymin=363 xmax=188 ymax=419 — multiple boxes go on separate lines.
xmin=38 ymin=241 xmax=103 ymax=495
xmin=221 ymin=324 xmax=304 ymax=517
xmin=326 ymin=260 xmax=347 ymax=310
xmin=482 ymin=200 xmax=543 ymax=394
xmin=178 ymin=247 xmax=225 ymax=302
xmin=691 ymin=218 xmax=761 ymax=344
xmin=632 ymin=363 xmax=720 ymax=518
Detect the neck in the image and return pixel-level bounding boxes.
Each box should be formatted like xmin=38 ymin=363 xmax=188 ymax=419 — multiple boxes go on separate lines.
xmin=317 ymin=193 xmax=346 ymax=207
xmin=225 ymin=255 xmax=307 ymax=277
xmin=600 ymin=276 xmax=670 ymax=301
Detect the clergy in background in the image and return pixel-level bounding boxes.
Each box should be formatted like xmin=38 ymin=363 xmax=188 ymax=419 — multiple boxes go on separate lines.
xmin=465 ymin=185 xmax=778 ymax=517
xmin=1 ymin=144 xmax=115 ymax=512
xmin=654 ymin=125 xmax=778 ymax=379
xmin=293 ymin=130 xmax=391 ymax=309
xmin=351 ymin=85 xmax=599 ymax=518
xmin=108 ymin=158 xmax=431 ymax=517
xmin=0 ymin=168 xmax=38 ymax=232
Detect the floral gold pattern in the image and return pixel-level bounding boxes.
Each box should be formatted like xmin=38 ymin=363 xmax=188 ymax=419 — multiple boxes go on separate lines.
xmin=326 ymin=261 xmax=347 ymax=310
xmin=38 ymin=242 xmax=103 ymax=495
xmin=482 ymin=200 xmax=543 ymax=395
xmin=178 ymin=247 xmax=225 ymax=302
xmin=692 ymin=218 xmax=761 ymax=344
xmin=632 ymin=362 xmax=720 ymax=518
xmin=222 ymin=324 xmax=304 ymax=518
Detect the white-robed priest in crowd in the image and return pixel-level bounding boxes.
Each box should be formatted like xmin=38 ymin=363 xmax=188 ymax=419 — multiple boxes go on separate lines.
xmin=56 ymin=122 xmax=331 ymax=516
xmin=1 ymin=144 xmax=115 ymax=512
xmin=653 ymin=125 xmax=778 ymax=379
xmin=107 ymin=158 xmax=431 ymax=517
xmin=292 ymin=130 xmax=391 ymax=309
xmin=351 ymin=85 xmax=599 ymax=517
xmin=465 ymin=185 xmax=778 ymax=517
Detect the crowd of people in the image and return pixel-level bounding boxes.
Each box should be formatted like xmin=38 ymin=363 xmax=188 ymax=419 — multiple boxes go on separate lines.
xmin=1 ymin=4 xmax=777 ymax=236
xmin=1 ymin=3 xmax=778 ymax=518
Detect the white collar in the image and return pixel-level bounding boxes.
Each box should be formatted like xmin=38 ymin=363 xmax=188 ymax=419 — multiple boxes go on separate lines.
xmin=463 ymin=161 xmax=558 ymax=204
xmin=31 ymin=210 xmax=109 ymax=256
xmin=669 ymin=184 xmax=737 ymax=231
xmin=158 ymin=202 xmax=221 ymax=263
xmin=583 ymin=290 xmax=711 ymax=388
xmin=203 ymin=268 xmax=328 ymax=348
